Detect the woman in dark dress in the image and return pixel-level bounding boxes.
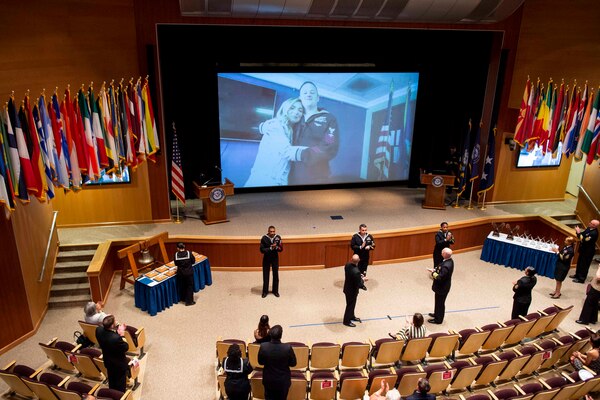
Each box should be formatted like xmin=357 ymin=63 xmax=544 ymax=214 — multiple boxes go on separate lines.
xmin=550 ymin=236 xmax=574 ymax=299
xmin=253 ymin=314 xmax=271 ymax=344
xmin=223 ymin=343 xmax=253 ymax=400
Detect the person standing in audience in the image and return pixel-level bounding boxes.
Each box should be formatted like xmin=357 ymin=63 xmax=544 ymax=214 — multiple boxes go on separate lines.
xmin=433 ymin=222 xmax=454 ymax=268
xmin=427 ymin=248 xmax=454 ymax=324
xmin=260 ymin=226 xmax=283 ymax=298
xmin=257 ymin=325 xmax=297 ymax=400
xmin=174 ymin=242 xmax=195 ymax=306
xmin=343 ymin=254 xmax=368 ymax=327
xmin=391 ymin=312 xmax=427 ymax=341
xmin=511 ymin=266 xmax=537 ymax=319
xmin=550 ymin=236 xmax=575 ymax=299
xmin=95 ymin=315 xmax=129 ymax=392
xmin=576 ymin=262 xmax=600 ymax=325
xmin=223 ymin=343 xmax=253 ymax=400
xmin=84 ymin=301 xmax=107 ymax=325
xmin=254 ymin=314 xmax=271 ymax=343
xmin=351 ymin=223 xmax=375 ymax=275
xmin=571 ymin=219 xmax=599 ymax=283
xmin=406 ymin=378 xmax=435 ymax=400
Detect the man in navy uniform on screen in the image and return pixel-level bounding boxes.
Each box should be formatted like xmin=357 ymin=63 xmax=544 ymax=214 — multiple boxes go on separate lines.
xmin=288 ymin=81 xmax=340 ymax=185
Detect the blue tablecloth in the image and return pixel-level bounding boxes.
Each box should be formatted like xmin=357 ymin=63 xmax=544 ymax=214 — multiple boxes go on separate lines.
xmin=480 ymin=233 xmax=558 ymax=278
xmin=134 ymin=257 xmax=212 ymax=316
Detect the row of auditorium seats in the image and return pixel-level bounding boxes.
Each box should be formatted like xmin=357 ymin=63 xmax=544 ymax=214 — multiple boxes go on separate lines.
xmin=78 ymin=320 xmax=146 ymax=359
xmin=0 ymin=359 xmax=133 ymax=400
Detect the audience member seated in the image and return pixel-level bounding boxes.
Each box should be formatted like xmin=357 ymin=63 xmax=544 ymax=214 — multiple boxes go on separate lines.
xmin=84 ymin=301 xmax=107 ymax=325
xmin=254 ymin=314 xmax=271 ymax=344
xmin=367 ymin=379 xmax=401 ymax=400
xmin=406 ymin=377 xmax=435 ymax=400
xmin=392 ymin=313 xmax=427 ymax=341
xmin=570 ymin=332 xmax=600 ymax=374
xmin=222 ymin=343 xmax=253 ymax=400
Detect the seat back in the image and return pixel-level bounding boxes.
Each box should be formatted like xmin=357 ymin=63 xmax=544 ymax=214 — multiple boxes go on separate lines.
xmin=480 ymin=326 xmax=513 ymax=350
xmin=396 ymin=368 xmax=426 ymax=397
xmin=401 ymin=337 xmax=432 ymax=363
xmin=53 ymin=386 xmax=91 ymax=400
xmin=290 ymin=343 xmax=309 ymax=372
xmin=495 ymin=353 xmax=530 ymax=382
xmin=427 ymin=367 xmax=456 ymax=394
xmin=39 ymin=341 xmax=77 ymax=372
xmin=338 ymin=372 xmax=368 ymax=400
xmin=528 ymin=387 xmax=560 ymax=400
xmin=23 ymin=375 xmax=62 ymax=400
xmin=288 ymin=371 xmax=308 ymax=400
xmin=95 ymin=387 xmax=133 ymax=400
xmin=473 ymin=359 xmax=508 ymax=386
xmin=371 ymin=339 xmax=404 ymax=368
xmin=543 ymin=306 xmax=573 ymax=333
xmin=93 ymin=356 xmax=108 ymax=379
xmin=525 ymin=314 xmax=554 ymax=339
xmin=503 ymin=319 xmax=535 ymax=346
xmin=247 ymin=343 xmax=264 ymax=369
xmin=368 ymin=369 xmax=397 ymax=395
xmin=457 ymin=330 xmax=490 ymax=356
xmin=78 ymin=321 xmax=99 ymax=345
xmin=516 ymin=349 xmax=544 ymax=377
xmin=309 ymin=372 xmax=337 ymax=400
xmin=52 ymin=380 xmax=96 ymax=400
xmin=216 ymin=373 xmax=227 ymax=399
xmin=551 ymin=381 xmax=584 ymax=400
xmin=123 ymin=326 xmax=146 ymax=357
xmin=571 ymin=374 xmax=600 ymax=399
xmin=310 ymin=343 xmax=340 ymax=371
xmin=428 ymin=333 xmax=460 ymax=359
xmin=0 ymin=362 xmax=37 ymax=399
xmin=70 ymin=349 xmax=104 ymax=381
xmin=250 ymin=371 xmax=265 ymax=400
xmin=559 ymin=337 xmax=588 ymax=364
xmin=447 ymin=363 xmax=482 ymax=392
xmin=217 ymin=339 xmax=246 ymax=367
xmin=340 ymin=342 xmax=370 ymax=370
xmin=538 ymin=342 xmax=570 ymax=370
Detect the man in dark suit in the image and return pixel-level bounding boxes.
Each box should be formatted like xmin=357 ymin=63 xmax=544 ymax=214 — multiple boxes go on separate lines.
xmin=571 ymin=219 xmax=599 ymax=283
xmin=433 ymin=222 xmax=454 ymax=268
xmin=260 ymin=226 xmax=283 ymax=298
xmin=406 ymin=378 xmax=436 ymax=400
xmin=428 ymin=248 xmax=454 ymax=324
xmin=257 ymin=325 xmax=297 ymax=400
xmin=95 ymin=315 xmax=129 ymax=392
xmin=174 ymin=242 xmax=195 ymax=306
xmin=343 ymin=254 xmax=368 ymax=327
xmin=350 ymin=223 xmax=375 ymax=275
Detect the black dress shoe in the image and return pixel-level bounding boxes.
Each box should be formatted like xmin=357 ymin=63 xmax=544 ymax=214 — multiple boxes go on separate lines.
xmin=576 ymin=320 xmax=589 ymax=325
xmin=185 ymin=301 xmax=196 ymax=306
xmin=573 ymin=279 xmax=585 ymax=284
xmin=428 ymin=318 xmax=442 ymax=324
xmin=273 ymin=292 xmax=280 ymax=297
xmin=428 ymin=313 xmax=436 ymax=318
xmin=569 ymin=274 xmax=577 ymax=279
xmin=261 ymin=293 xmax=267 ymax=298
xmin=351 ymin=317 xmax=362 ymax=323
xmin=343 ymin=322 xmax=356 ymax=327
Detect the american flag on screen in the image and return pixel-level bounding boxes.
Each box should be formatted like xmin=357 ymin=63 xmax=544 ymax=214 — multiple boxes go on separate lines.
xmin=171 ymin=122 xmax=185 ymax=204
xmin=374 ymin=81 xmax=394 ymax=180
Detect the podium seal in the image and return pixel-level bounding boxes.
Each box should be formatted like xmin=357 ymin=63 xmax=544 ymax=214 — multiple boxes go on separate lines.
xmin=431 ymin=175 xmax=444 ymax=188
xmin=209 ymin=187 xmax=226 ymax=203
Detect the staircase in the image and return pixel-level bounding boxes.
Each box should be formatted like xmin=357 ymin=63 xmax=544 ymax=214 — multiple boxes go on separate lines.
xmin=48 ymin=244 xmax=98 ymax=309
xmin=551 ymin=214 xmax=583 ymax=229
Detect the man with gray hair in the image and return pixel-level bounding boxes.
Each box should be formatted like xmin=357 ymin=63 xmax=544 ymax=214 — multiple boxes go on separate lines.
xmin=84 ymin=301 xmax=107 ymax=325
xmin=428 ymin=247 xmax=454 ymax=324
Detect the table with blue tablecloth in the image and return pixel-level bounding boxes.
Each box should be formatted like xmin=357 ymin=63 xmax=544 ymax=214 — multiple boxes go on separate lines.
xmin=480 ymin=232 xmax=558 ymax=278
xmin=134 ymin=253 xmax=212 ymax=316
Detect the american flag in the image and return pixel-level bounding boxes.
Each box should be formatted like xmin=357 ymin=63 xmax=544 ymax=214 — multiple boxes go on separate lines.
xmin=171 ymin=122 xmax=185 ymax=204
xmin=374 ymin=81 xmax=394 ymax=179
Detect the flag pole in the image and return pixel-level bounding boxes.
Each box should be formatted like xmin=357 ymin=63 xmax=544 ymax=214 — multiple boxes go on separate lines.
xmin=480 ymin=191 xmax=487 ymax=210
xmin=173 ymin=198 xmax=183 ymax=224
xmin=452 ymin=191 xmax=460 ymax=208
xmin=466 ymin=182 xmax=475 ymax=210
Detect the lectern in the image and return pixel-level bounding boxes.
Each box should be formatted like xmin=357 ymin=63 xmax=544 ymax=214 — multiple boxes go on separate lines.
xmin=420 ymin=172 xmax=455 ymax=210
xmin=193 ymin=178 xmax=235 ymax=224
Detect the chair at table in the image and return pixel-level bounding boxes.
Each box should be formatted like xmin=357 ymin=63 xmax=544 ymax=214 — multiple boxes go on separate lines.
xmin=369 ymin=338 xmax=404 ymax=369
xmin=451 ymin=328 xmax=490 ymax=358
xmin=423 ymin=363 xmax=456 ymax=395
xmin=0 ymin=360 xmax=38 ymax=399
xmin=94 ymin=387 xmax=133 ymax=400
xmin=217 ymin=338 xmax=247 ymax=367
xmin=123 ymin=325 xmax=146 ymax=359
xmin=522 ymin=312 xmax=555 ymax=340
xmin=78 ymin=320 xmax=99 ymax=345
xmin=52 ymin=379 xmax=100 ymax=400
xmin=471 ymin=355 xmax=508 ymax=389
xmin=288 ymin=370 xmax=309 ymax=400
xmin=541 ymin=305 xmax=573 ymax=335
xmin=395 ymin=366 xmax=426 ymax=396
xmin=69 ymin=347 xmax=105 ymax=381
xmin=338 ymin=370 xmax=368 ymax=400
xmin=339 ymin=341 xmax=370 ymax=371
xmin=479 ymin=323 xmax=513 ymax=352
xmin=22 ymin=371 xmax=67 ymax=400
xmin=445 ymin=358 xmax=482 ymax=393
xmin=366 ymin=368 xmax=397 ymax=396
xmin=501 ymin=318 xmax=535 ymax=348
xmin=308 ymin=370 xmax=337 ymax=400
xmin=493 ymin=349 xmax=530 ymax=384
xmin=309 ymin=342 xmax=340 ymax=371
xmin=427 ymin=332 xmax=460 ymax=362
xmin=247 ymin=342 xmax=264 ymax=370
xmin=515 ymin=344 xmax=545 ymax=379
xmin=400 ymin=337 xmax=432 ymax=365
xmin=39 ymin=337 xmax=78 ymax=373
xmin=289 ymin=342 xmax=310 ymax=372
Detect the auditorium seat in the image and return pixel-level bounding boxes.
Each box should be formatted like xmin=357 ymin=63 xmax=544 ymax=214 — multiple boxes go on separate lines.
xmin=70 ymin=347 xmax=105 ymax=381
xmin=366 ymin=368 xmax=397 ymax=396
xmin=369 ymin=338 xmax=404 ymax=369
xmin=93 ymin=355 xmax=140 ymax=390
xmin=288 ymin=370 xmax=309 ymax=400
xmin=0 ymin=360 xmax=38 ymax=399
xmin=493 ymin=349 xmax=530 ymax=384
xmin=539 ymin=374 xmax=583 ymax=400
xmin=516 ymin=381 xmax=559 ymax=400
xmin=566 ymin=369 xmax=600 ymax=399
xmin=216 ymin=371 xmax=227 ymax=399
xmin=52 ymin=379 xmax=99 ymax=400
xmin=479 ymin=323 xmax=513 ymax=352
xmin=338 ymin=370 xmax=368 ymax=400
xmin=308 ymin=370 xmax=337 ymax=400
xmin=400 ymin=337 xmax=432 ymax=365
xmin=458 ymin=393 xmax=492 ymax=400
xmin=541 ymin=305 xmax=573 ymax=334
xmin=123 ymin=325 xmax=146 ymax=359
xmin=78 ymin=320 xmax=99 ymax=345
xmin=427 ymin=332 xmax=460 ymax=362
xmin=309 ymin=342 xmax=340 ymax=371
xmin=395 ymin=366 xmax=426 ymax=396
xmin=95 ymin=387 xmax=133 ymax=400
xmin=515 ymin=344 xmax=545 ymax=379
xmin=423 ymin=363 xmax=455 ymax=394
xmin=216 ymin=338 xmax=246 ymax=367
xmin=339 ymin=341 xmax=370 ymax=371
xmin=250 ymin=370 xmax=265 ymax=399
xmin=556 ymin=333 xmax=588 ymax=366
xmin=22 ymin=371 xmax=66 ymax=400
xmin=536 ymin=338 xmax=568 ymax=372
xmin=522 ymin=312 xmax=554 ymax=340
xmin=501 ymin=318 xmax=535 ymax=348
xmin=486 ymin=386 xmax=530 ymax=400
xmin=289 ymin=342 xmax=310 ymax=372
xmin=471 ymin=356 xmax=508 ymax=389
xmin=247 ymin=342 xmax=264 ymax=370
xmin=451 ymin=328 xmax=490 ymax=358
xmin=39 ymin=337 xmax=78 ymax=373
xmin=446 ymin=359 xmax=482 ymax=393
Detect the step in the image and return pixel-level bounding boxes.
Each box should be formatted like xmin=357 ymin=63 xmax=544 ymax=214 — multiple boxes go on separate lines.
xmin=58 ymin=244 xmax=99 ymax=252
xmin=50 ymin=282 xmax=91 ymax=297
xmin=55 ymin=260 xmax=90 ymax=273
xmin=57 ymin=249 xmax=96 ymax=262
xmin=48 ymin=293 xmax=92 ymax=309
xmin=52 ymin=271 xmax=89 ymax=285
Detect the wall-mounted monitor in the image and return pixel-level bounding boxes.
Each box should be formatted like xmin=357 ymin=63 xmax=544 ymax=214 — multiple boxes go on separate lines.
xmin=217 ymin=72 xmax=418 ymax=188
xmin=84 ymin=166 xmax=131 ymax=185
xmin=516 ymin=142 xmax=562 ymax=168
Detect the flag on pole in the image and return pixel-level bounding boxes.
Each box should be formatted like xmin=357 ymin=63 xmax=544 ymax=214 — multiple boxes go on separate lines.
xmin=514 ymin=78 xmax=531 ymax=147
xmin=575 ymin=88 xmax=595 ymax=160
xmin=581 ymin=89 xmax=600 ymax=163
xmin=24 ymin=95 xmax=47 ymax=199
xmin=478 ymin=127 xmax=496 ymax=195
xmin=457 ymin=120 xmax=472 ymax=197
xmin=6 ymin=98 xmax=29 ymax=202
xmin=470 ymin=121 xmax=482 ymax=182
xmin=374 ymin=81 xmax=394 ymax=180
xmin=170 ymin=122 xmax=185 ymax=204
xmin=32 ymin=103 xmax=55 ymax=200
xmin=0 ymin=111 xmax=15 ymax=217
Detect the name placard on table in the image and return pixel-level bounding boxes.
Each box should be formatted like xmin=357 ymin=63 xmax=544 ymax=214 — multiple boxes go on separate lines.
xmin=136 ymin=252 xmax=206 ymax=287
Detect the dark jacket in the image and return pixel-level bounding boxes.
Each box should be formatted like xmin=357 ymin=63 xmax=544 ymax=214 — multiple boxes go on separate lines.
xmin=513 ymin=274 xmax=537 ymax=304
xmin=578 ymin=227 xmax=599 ymax=254
xmin=174 ymin=250 xmax=194 ymax=275
xmin=434 ymin=230 xmax=454 ymax=256
xmin=260 ymin=234 xmax=283 ymax=260
xmin=406 ymin=392 xmax=436 ymax=400
xmin=223 ymin=356 xmax=253 ymax=397
xmin=343 ymin=262 xmax=365 ymax=296
xmin=432 ymin=258 xmax=454 ymax=294
xmin=257 ymin=339 xmax=297 ymax=385
xmin=95 ymin=326 xmax=129 ymax=373
xmin=350 ymin=233 xmax=374 ymax=261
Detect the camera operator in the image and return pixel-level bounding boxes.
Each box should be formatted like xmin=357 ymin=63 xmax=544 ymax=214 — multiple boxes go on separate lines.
xmin=351 ymin=224 xmax=375 ymax=276
xmin=260 ymin=226 xmax=283 ymax=298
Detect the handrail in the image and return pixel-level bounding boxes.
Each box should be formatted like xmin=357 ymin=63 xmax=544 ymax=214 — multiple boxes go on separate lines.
xmin=38 ymin=211 xmax=59 ymax=282
xmin=577 ymin=185 xmax=600 ymax=218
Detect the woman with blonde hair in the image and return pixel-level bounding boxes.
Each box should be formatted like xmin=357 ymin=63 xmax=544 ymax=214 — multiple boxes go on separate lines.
xmin=550 ymin=236 xmax=575 ymax=299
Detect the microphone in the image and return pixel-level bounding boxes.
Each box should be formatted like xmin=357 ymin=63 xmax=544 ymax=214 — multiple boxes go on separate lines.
xmin=214 ymin=165 xmax=223 ymax=183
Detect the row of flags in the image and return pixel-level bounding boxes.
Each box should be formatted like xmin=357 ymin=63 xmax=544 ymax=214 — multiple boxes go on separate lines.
xmin=515 ymin=77 xmax=600 ymax=164
xmin=0 ymin=77 xmax=160 ymax=219
xmin=456 ymin=120 xmax=496 ymax=199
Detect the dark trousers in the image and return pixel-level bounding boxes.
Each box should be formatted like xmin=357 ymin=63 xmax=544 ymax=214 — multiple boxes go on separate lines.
xmin=575 ymin=249 xmax=595 ymax=281
xmin=579 ymin=287 xmax=600 ymax=324
xmin=177 ymin=272 xmax=194 ymax=304
xmin=264 ymin=380 xmax=290 ymax=400
xmin=262 ymin=257 xmax=279 ymax=294
xmin=107 ymin=367 xmax=127 ymax=393
xmin=511 ymin=300 xmax=531 ymax=319
xmin=358 ymin=258 xmax=369 ymax=275
xmin=344 ymin=292 xmax=358 ymax=324
xmin=433 ymin=291 xmax=448 ymax=322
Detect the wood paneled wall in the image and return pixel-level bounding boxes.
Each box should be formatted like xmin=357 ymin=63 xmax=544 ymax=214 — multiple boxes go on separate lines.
xmin=576 ymin=165 xmax=600 ymax=223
